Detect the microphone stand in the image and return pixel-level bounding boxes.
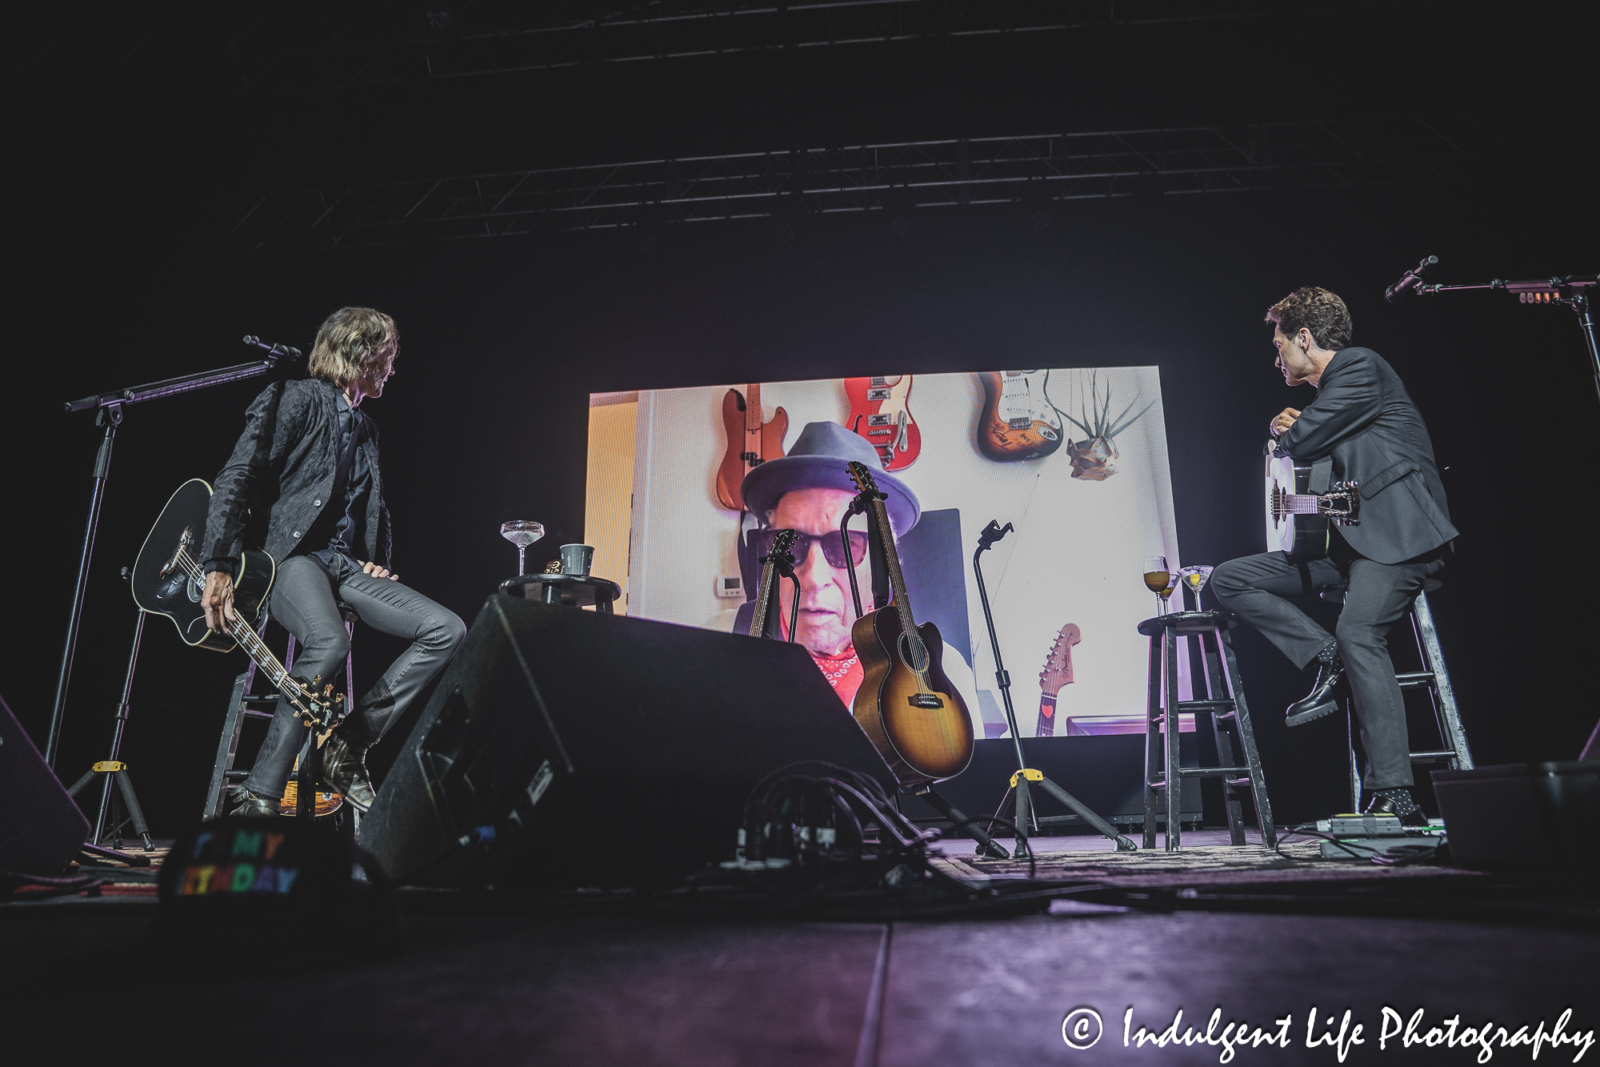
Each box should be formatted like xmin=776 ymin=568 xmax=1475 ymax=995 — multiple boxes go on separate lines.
xmin=1385 ymin=256 xmax=1599 ymax=407
xmin=46 ymin=337 xmax=302 ymax=771
xmin=973 ymin=520 xmax=1136 ymax=857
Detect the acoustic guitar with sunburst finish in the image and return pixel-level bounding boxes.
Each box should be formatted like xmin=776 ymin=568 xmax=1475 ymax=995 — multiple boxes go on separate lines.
xmin=845 ymin=462 xmax=973 ymax=788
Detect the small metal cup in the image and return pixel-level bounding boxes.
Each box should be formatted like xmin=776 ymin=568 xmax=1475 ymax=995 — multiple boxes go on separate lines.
xmin=559 ymin=543 xmax=594 ymax=578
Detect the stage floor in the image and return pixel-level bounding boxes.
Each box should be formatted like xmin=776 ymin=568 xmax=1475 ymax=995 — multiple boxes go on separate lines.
xmin=5 ymin=832 xmax=1599 ymax=1064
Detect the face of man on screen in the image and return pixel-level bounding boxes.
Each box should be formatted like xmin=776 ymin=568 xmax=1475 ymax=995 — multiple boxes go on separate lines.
xmin=769 ymin=487 xmax=874 ymax=658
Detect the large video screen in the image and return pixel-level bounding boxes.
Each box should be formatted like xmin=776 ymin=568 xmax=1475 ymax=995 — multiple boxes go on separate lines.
xmin=586 ymin=368 xmax=1185 ymax=737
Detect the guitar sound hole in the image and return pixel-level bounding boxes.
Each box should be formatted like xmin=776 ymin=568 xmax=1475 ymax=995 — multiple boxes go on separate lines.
xmin=897 ymin=631 xmax=930 ymax=674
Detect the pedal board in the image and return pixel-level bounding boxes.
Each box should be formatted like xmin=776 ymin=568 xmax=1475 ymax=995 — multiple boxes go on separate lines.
xmin=1315 ymin=813 xmax=1445 ymax=860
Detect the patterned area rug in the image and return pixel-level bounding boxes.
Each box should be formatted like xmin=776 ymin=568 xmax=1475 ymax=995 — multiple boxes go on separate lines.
xmin=936 ymin=841 xmax=1483 ymax=889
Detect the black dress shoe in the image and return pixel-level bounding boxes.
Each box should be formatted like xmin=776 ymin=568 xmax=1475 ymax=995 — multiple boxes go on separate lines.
xmin=1364 ymin=790 xmax=1429 ymax=828
xmin=321 ymin=730 xmax=375 ymax=813
xmin=227 ymin=787 xmax=279 ymax=818
xmin=1285 ymin=653 xmax=1345 ymax=727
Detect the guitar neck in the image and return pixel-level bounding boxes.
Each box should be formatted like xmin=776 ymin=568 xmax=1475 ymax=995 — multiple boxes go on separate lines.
xmin=1280 ymin=493 xmax=1329 ymax=514
xmin=173 ymin=547 xmax=319 ymax=721
xmin=748 ymin=558 xmax=780 ymax=638
xmin=745 ymin=382 xmax=762 ymax=437
xmin=868 ymin=494 xmax=919 ymax=639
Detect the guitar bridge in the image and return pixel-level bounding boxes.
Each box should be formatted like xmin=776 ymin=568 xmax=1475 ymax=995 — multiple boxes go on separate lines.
xmin=908 ymin=693 xmax=944 ymax=709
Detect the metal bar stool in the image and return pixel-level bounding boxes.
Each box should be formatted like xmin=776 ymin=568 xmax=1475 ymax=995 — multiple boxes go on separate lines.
xmin=1139 ymin=610 xmax=1277 ymax=850
xmin=1323 ymin=579 xmax=1473 ymax=810
xmin=202 ymin=605 xmax=357 ymax=819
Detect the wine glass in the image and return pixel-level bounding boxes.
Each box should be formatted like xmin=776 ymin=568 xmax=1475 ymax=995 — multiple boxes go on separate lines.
xmin=1143 ymin=556 xmax=1176 ymax=615
xmin=500 ymin=520 xmax=546 ymax=576
xmin=1179 ymin=565 xmax=1215 ymax=612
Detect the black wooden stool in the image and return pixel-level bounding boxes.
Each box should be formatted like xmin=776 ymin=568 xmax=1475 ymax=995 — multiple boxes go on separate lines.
xmin=1139 ymin=610 xmax=1276 ymax=850
xmin=1322 ymin=579 xmax=1473 ymax=810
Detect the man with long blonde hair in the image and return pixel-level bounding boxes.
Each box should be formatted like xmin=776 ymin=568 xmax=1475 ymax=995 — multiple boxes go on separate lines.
xmin=200 ymin=307 xmax=465 ymax=825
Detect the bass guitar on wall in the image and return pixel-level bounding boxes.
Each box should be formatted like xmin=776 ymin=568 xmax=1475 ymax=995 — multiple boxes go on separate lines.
xmin=716 ymin=383 xmax=789 ymax=511
xmin=845 ymin=461 xmax=973 ymax=788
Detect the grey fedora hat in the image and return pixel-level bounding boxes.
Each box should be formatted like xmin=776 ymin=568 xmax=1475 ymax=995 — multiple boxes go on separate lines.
xmin=740 ymin=420 xmax=921 ymax=534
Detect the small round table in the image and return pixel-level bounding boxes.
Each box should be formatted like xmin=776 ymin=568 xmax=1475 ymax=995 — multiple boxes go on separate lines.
xmin=499 ymin=574 xmax=622 ymax=613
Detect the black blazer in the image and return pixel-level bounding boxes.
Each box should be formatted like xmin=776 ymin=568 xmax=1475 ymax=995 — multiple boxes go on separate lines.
xmin=1278 ymin=347 xmax=1457 ymax=565
xmin=203 ymin=378 xmax=391 ymax=570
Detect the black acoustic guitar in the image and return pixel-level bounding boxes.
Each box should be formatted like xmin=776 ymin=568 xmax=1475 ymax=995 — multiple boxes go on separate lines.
xmin=845 ymin=461 xmax=974 ymax=788
xmin=133 ymin=479 xmax=340 ymax=734
xmin=1264 ymin=444 xmax=1361 ymax=561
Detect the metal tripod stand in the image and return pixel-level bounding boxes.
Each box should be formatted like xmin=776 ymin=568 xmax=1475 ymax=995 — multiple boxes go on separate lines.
xmin=64 ymin=570 xmax=154 ymax=864
xmin=972 ymin=521 xmax=1136 ymax=858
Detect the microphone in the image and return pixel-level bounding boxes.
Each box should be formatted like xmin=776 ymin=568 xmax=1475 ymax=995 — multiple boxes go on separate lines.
xmin=243 ymin=335 xmax=305 ymax=361
xmin=1384 ymin=255 xmax=1438 ymax=304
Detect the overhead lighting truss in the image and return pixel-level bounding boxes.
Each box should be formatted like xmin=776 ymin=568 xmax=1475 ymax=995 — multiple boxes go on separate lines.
xmin=233 ymin=116 xmax=1469 ymax=253
xmin=236 ymin=1 xmax=1323 ymax=92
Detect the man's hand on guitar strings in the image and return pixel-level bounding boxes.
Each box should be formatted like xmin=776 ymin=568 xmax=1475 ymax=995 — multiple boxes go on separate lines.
xmin=362 ymin=560 xmax=399 ymax=581
xmin=201 ymin=571 xmax=237 ymax=633
xmin=1270 ymin=407 xmax=1302 ymax=438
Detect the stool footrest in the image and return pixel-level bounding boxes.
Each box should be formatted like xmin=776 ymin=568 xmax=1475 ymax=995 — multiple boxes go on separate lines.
xmin=1395 ymin=671 xmax=1436 ymax=689
xmin=1176 ymin=765 xmax=1249 ymax=779
xmin=1409 ymin=749 xmax=1459 ymax=762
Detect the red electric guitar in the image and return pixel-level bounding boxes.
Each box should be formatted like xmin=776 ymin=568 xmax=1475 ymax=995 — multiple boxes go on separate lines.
xmin=844 ymin=375 xmax=921 ymax=471
xmin=715 ymin=383 xmax=789 ymax=511
xmin=1035 ymin=624 xmax=1081 ymax=737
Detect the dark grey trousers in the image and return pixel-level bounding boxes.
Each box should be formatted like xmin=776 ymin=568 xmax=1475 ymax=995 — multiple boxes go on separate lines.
xmin=1210 ymin=537 xmax=1444 ymax=791
xmin=244 ymin=553 xmax=466 ymax=799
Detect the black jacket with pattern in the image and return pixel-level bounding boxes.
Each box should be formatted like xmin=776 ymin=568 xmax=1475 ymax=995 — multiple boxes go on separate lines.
xmin=1278 ymin=346 xmax=1456 ymax=565
xmin=202 ymin=378 xmax=391 ymax=571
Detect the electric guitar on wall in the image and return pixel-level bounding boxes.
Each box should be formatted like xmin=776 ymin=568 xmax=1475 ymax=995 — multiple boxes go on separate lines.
xmin=133 ymin=479 xmax=344 ymax=816
xmin=977 ymin=371 xmax=1065 ymax=462
xmin=844 ymin=375 xmax=921 ymax=471
xmin=1263 ymin=444 xmax=1360 ymax=561
xmin=846 ymin=461 xmax=974 ymax=788
xmin=1035 ymin=624 xmax=1081 ymax=737
xmin=716 ymin=383 xmax=789 ymax=511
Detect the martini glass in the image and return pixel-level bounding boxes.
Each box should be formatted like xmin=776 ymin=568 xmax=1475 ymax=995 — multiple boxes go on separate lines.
xmin=500 ymin=520 xmax=546 ymax=576
xmin=1179 ymin=565 xmax=1215 ymax=612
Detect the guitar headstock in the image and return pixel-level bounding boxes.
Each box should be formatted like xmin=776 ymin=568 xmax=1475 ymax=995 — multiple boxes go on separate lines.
xmin=293 ymin=675 xmax=345 ymax=731
xmin=1321 ymin=482 xmax=1361 ymax=526
xmin=1039 ymin=624 xmax=1082 ymax=697
xmin=846 ymin=460 xmax=880 ymax=497
xmin=760 ymin=528 xmax=798 ymax=566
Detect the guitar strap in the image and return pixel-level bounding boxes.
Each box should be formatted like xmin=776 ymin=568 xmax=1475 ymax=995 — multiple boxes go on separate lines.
xmin=1308 ymin=456 xmax=1333 ymax=494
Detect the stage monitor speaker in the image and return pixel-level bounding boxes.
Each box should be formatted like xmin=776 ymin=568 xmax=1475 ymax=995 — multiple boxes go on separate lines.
xmin=361 ymin=595 xmax=896 ymax=889
xmin=0 ymin=694 xmax=90 ymax=876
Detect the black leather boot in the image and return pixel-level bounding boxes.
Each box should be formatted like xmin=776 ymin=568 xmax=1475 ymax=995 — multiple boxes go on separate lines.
xmin=227 ymin=786 xmax=280 ymax=818
xmin=321 ymin=729 xmax=376 ymax=813
xmin=1285 ymin=645 xmax=1344 ymax=727
xmin=1364 ymin=787 xmax=1429 ymax=828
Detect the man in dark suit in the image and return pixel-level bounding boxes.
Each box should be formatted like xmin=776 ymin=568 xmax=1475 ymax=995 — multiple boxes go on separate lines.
xmin=1212 ymin=287 xmax=1457 ymax=824
xmin=200 ymin=307 xmax=466 ymax=826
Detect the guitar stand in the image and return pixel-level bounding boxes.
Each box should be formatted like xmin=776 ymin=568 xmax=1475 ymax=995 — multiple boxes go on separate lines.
xmin=916 ymin=786 xmax=1010 ymax=859
xmin=64 ymin=577 xmax=155 ymax=861
xmin=973 ymin=522 xmax=1137 ymax=858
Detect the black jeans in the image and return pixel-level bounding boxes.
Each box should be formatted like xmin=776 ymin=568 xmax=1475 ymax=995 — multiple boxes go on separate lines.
xmin=1210 ymin=536 xmax=1445 ymax=791
xmin=243 ymin=553 xmax=466 ymax=799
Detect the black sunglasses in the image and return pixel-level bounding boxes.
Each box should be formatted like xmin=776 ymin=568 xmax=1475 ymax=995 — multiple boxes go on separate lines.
xmin=753 ymin=527 xmax=868 ymax=569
